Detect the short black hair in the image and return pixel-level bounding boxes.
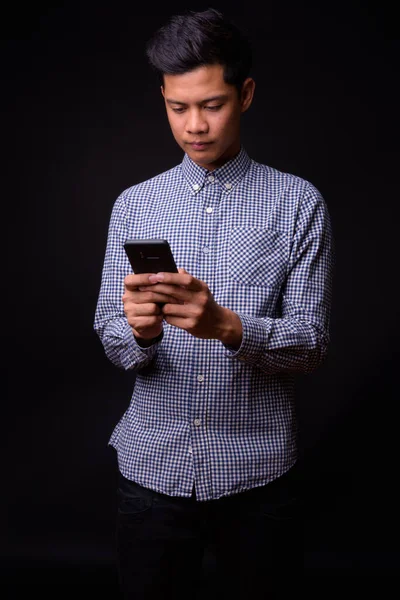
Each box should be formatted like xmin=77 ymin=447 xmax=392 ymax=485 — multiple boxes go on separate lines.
xmin=145 ymin=8 xmax=252 ymax=92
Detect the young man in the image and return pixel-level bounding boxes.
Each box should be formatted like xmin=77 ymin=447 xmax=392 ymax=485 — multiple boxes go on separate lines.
xmin=94 ymin=8 xmax=334 ymax=599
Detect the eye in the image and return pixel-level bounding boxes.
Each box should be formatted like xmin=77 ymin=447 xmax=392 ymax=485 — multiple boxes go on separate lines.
xmin=171 ymin=107 xmax=186 ymax=114
xmin=204 ymin=105 xmax=222 ymax=111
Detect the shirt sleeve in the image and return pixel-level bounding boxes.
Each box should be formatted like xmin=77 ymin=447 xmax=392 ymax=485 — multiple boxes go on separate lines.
xmin=225 ymin=182 xmax=334 ymax=374
xmin=93 ymin=193 xmax=162 ymax=371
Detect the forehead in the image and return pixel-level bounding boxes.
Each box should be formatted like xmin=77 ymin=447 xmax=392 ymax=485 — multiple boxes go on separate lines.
xmin=163 ymin=64 xmax=235 ymax=102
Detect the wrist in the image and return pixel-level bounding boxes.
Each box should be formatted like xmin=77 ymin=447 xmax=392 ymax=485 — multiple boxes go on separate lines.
xmin=217 ymin=308 xmax=242 ymax=349
xmin=135 ymin=330 xmax=163 ymax=348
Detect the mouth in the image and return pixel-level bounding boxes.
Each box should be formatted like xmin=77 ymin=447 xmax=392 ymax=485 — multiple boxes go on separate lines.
xmin=187 ymin=141 xmax=212 ymax=150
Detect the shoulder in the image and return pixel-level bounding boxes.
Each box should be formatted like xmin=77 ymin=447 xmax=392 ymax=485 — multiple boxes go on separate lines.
xmin=247 ymin=159 xmax=329 ymax=221
xmin=118 ymin=164 xmax=183 ymax=203
xmin=249 ymin=159 xmax=323 ymax=200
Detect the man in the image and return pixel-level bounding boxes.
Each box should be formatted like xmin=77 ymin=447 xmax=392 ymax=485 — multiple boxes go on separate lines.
xmin=94 ymin=7 xmax=334 ymax=599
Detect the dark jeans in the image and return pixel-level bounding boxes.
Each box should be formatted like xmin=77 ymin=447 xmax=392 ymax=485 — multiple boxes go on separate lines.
xmin=116 ymin=465 xmax=302 ymax=600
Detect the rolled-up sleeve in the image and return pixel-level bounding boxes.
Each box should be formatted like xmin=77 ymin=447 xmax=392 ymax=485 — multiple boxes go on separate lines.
xmin=225 ymin=183 xmax=334 ymax=374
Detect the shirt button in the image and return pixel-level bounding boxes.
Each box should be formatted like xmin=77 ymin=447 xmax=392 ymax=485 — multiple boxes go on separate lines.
xmin=193 ymin=184 xmax=200 ymax=191
xmin=197 ymin=374 xmax=204 ymax=382
xmin=202 ymin=246 xmax=211 ymax=254
xmin=188 ymin=445 xmax=193 ymax=454
xmin=205 ymin=206 xmax=213 ymax=213
xmin=194 ymin=419 xmax=201 ymax=427
xmin=224 ymin=182 xmax=232 ymax=190
xmin=207 ymin=175 xmax=215 ymax=183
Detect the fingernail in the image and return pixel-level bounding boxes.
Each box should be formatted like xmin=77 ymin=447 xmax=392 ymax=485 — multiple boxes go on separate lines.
xmin=149 ymin=273 xmax=164 ymax=283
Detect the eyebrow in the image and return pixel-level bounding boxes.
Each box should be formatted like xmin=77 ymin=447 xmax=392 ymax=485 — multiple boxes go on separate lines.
xmin=166 ymin=95 xmax=229 ymax=106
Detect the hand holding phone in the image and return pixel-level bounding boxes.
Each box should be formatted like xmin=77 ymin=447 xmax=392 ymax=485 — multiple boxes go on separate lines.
xmin=123 ymin=239 xmax=178 ymax=333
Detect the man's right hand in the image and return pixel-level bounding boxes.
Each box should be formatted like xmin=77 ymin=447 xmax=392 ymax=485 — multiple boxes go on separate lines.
xmin=122 ymin=273 xmax=179 ymax=341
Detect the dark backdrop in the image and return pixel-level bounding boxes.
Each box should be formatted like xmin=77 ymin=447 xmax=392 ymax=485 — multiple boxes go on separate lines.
xmin=3 ymin=0 xmax=399 ymax=593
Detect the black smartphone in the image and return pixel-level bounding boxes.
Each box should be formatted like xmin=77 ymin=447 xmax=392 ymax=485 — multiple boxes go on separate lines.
xmin=123 ymin=239 xmax=178 ymax=274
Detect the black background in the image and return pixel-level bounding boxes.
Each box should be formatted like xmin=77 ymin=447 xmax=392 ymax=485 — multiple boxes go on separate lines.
xmin=3 ymin=0 xmax=400 ymax=593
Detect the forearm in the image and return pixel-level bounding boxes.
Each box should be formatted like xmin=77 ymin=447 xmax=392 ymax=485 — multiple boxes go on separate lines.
xmin=93 ymin=193 xmax=164 ymax=370
xmin=215 ymin=306 xmax=243 ymax=350
xmin=225 ymin=312 xmax=329 ymax=374
xmin=226 ymin=182 xmax=334 ymax=375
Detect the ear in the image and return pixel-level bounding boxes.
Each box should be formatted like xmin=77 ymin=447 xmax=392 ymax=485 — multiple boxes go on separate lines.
xmin=161 ymin=85 xmax=165 ymax=99
xmin=240 ymin=78 xmax=255 ymax=113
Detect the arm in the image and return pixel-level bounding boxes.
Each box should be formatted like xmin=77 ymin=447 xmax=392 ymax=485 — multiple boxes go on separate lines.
xmin=228 ymin=183 xmax=334 ymax=373
xmin=142 ymin=183 xmax=334 ymax=375
xmin=93 ymin=194 xmax=164 ymax=371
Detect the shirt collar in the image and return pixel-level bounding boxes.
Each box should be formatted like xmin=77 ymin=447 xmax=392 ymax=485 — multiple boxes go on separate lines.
xmin=181 ymin=146 xmax=251 ymax=195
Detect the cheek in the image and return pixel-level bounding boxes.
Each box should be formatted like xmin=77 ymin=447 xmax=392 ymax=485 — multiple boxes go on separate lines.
xmin=167 ymin=118 xmax=183 ymax=141
xmin=166 ymin=113 xmax=180 ymax=131
xmin=215 ymin=115 xmax=239 ymax=141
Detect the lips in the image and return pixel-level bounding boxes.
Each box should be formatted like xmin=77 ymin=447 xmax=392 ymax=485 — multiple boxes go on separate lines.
xmin=188 ymin=141 xmax=211 ymax=150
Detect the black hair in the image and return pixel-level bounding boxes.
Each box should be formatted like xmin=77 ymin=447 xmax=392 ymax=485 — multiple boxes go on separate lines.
xmin=145 ymin=8 xmax=252 ymax=92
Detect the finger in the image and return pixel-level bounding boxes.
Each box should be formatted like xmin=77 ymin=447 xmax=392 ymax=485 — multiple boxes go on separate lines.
xmin=138 ymin=284 xmax=186 ymax=301
xmin=148 ymin=271 xmax=204 ymax=291
xmin=123 ymin=290 xmax=178 ymax=305
xmin=140 ymin=283 xmax=190 ymax=303
xmin=162 ymin=315 xmax=193 ymax=331
xmin=125 ymin=302 xmax=162 ymax=317
xmin=161 ymin=303 xmax=189 ymax=318
xmin=129 ymin=316 xmax=163 ymax=336
xmin=124 ymin=273 xmax=159 ymax=290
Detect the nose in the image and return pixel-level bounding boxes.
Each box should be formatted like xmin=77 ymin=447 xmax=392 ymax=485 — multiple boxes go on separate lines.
xmin=185 ymin=109 xmax=208 ymax=134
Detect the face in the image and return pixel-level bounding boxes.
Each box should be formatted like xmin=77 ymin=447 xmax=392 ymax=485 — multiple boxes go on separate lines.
xmin=161 ymin=64 xmax=255 ymax=171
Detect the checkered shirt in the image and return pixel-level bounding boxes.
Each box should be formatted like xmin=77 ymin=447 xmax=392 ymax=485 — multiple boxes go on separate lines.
xmin=93 ymin=146 xmax=334 ymax=502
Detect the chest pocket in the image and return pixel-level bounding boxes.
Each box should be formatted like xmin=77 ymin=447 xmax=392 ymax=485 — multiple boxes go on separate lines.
xmin=229 ymin=227 xmax=289 ymax=288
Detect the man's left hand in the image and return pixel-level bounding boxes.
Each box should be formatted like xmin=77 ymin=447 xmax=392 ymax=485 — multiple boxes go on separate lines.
xmin=139 ymin=268 xmax=242 ymax=348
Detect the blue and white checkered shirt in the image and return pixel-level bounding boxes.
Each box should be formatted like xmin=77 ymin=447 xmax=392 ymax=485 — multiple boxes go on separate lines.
xmin=94 ymin=147 xmax=334 ymax=502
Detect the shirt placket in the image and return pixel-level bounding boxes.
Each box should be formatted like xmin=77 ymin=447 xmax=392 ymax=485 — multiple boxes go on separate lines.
xmin=189 ymin=173 xmax=222 ymax=501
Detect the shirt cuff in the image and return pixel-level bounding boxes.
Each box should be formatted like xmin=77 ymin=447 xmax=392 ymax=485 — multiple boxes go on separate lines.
xmin=224 ymin=313 xmax=273 ymax=365
xmin=120 ymin=322 xmax=162 ymax=369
